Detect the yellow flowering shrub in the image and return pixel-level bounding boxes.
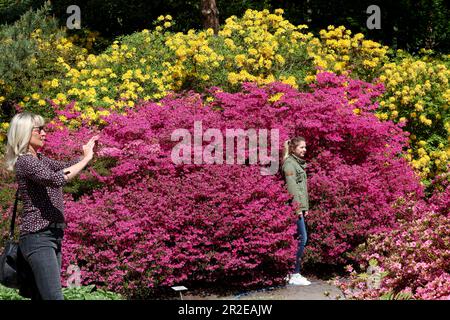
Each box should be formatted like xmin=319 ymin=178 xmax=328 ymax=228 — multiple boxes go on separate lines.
xmin=376 ymin=52 xmax=450 ymax=182
xmin=0 ymin=27 xmax=86 ymax=111
xmin=0 ymin=9 xmax=448 ymax=184
xmin=3 ymin=9 xmax=316 ymax=127
xmin=2 ymin=9 xmax=394 ymax=124
xmin=306 ymin=25 xmax=389 ymax=82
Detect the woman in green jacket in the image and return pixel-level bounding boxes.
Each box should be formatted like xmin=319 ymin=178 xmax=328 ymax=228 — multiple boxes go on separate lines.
xmin=282 ymin=136 xmax=311 ymax=286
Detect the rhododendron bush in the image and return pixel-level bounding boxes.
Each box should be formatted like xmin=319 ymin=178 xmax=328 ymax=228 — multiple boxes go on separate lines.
xmin=337 ymin=181 xmax=450 ymax=300
xmin=38 ymin=73 xmax=424 ymax=297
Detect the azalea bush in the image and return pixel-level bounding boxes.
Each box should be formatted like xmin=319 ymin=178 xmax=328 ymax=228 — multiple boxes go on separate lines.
xmin=0 ymin=3 xmax=87 ymax=127
xmin=336 ymin=179 xmax=450 ymax=300
xmin=212 ymin=72 xmax=424 ymax=266
xmin=5 ymin=9 xmax=392 ymax=123
xmin=305 ymin=25 xmax=388 ymax=82
xmin=22 ymin=73 xmax=424 ymax=297
xmin=57 ymin=94 xmax=296 ymax=297
xmin=1 ymin=8 xmax=447 ymax=185
xmin=0 ymin=156 xmax=17 ymax=247
xmin=376 ymin=53 xmax=450 ymax=184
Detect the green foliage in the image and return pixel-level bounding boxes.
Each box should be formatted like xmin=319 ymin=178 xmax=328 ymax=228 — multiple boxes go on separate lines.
xmin=62 ymin=285 xmax=123 ymax=300
xmin=63 ymin=157 xmax=116 ymax=201
xmin=380 ymin=290 xmax=414 ymax=300
xmin=44 ymin=0 xmax=450 ymax=54
xmin=0 ymin=2 xmax=61 ymax=119
xmin=0 ymin=0 xmax=46 ymax=25
xmin=276 ymin=0 xmax=449 ymax=54
xmin=51 ymin=0 xmax=202 ymax=38
xmin=0 ymin=284 xmax=26 ymax=300
xmin=0 ymin=1 xmax=87 ymax=122
xmin=0 ymin=178 xmax=14 ymax=211
xmin=0 ymin=284 xmax=123 ymax=300
xmin=389 ymin=0 xmax=449 ymax=53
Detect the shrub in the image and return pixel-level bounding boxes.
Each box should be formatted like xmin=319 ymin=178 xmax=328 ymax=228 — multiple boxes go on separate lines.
xmin=336 ymin=178 xmax=449 ymax=300
xmin=336 ymin=210 xmax=450 ymax=300
xmin=5 ymin=9 xmax=393 ymax=125
xmin=32 ymin=73 xmax=423 ymax=296
xmin=0 ymin=284 xmax=123 ymax=300
xmin=213 ymin=72 xmax=424 ymax=265
xmin=62 ymin=284 xmax=123 ymax=300
xmin=1 ymin=8 xmax=447 ymax=186
xmin=0 ymin=284 xmax=24 ymax=300
xmin=0 ymin=2 xmax=86 ymax=127
xmin=376 ymin=52 xmax=450 ymax=184
xmin=58 ymin=92 xmax=295 ymax=297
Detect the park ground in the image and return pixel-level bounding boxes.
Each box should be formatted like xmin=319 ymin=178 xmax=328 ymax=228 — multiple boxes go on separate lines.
xmin=184 ymin=276 xmax=346 ymax=300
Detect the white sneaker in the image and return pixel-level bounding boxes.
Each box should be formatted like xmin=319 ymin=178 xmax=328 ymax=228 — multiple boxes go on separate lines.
xmin=298 ymin=274 xmax=312 ymax=285
xmin=287 ymin=273 xmax=311 ymax=286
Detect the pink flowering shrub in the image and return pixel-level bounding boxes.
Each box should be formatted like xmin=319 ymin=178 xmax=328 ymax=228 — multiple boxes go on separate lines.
xmin=426 ymin=173 xmax=450 ymax=214
xmin=0 ymin=158 xmax=19 ymax=246
xmin=62 ymin=170 xmax=295 ymax=297
xmin=37 ymin=72 xmax=424 ymax=297
xmin=336 ymin=183 xmax=450 ymax=300
xmin=55 ymin=94 xmax=297 ymax=296
xmin=211 ymin=73 xmax=424 ymax=265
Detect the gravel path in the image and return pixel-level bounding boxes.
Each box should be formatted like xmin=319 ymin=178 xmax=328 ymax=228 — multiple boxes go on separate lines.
xmin=183 ymin=277 xmax=345 ymax=300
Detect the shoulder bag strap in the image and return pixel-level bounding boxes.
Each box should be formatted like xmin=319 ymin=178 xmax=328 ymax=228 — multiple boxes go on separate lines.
xmin=9 ymin=189 xmax=19 ymax=239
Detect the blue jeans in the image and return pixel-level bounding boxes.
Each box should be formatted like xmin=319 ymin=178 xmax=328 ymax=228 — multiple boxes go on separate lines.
xmin=18 ymin=228 xmax=64 ymax=300
xmin=294 ymin=214 xmax=308 ymax=273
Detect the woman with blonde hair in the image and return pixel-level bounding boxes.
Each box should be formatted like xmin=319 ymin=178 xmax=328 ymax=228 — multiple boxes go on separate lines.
xmin=282 ymin=136 xmax=311 ymax=286
xmin=4 ymin=112 xmax=98 ymax=300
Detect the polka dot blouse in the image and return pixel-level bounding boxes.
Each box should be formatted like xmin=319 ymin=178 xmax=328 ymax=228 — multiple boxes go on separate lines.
xmin=15 ymin=152 xmax=81 ymax=235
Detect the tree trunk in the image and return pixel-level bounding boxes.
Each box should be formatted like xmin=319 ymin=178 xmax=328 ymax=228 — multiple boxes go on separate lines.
xmin=201 ymin=0 xmax=219 ymax=34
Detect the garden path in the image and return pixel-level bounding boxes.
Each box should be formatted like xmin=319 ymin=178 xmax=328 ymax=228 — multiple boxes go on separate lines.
xmin=183 ymin=277 xmax=345 ymax=300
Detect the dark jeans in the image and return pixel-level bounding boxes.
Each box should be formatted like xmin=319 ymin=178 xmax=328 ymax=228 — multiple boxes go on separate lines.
xmin=294 ymin=214 xmax=308 ymax=273
xmin=18 ymin=227 xmax=64 ymax=300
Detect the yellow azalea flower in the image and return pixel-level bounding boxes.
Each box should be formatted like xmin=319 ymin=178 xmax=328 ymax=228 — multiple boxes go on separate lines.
xmin=234 ymin=54 xmax=246 ymax=66
xmin=274 ymin=8 xmax=284 ymax=15
xmin=248 ymin=48 xmax=258 ymax=56
xmin=304 ymin=75 xmax=316 ymax=83
xmin=227 ymin=72 xmax=239 ymax=85
xmin=275 ymin=55 xmax=285 ymax=65
xmin=269 ymin=92 xmax=284 ymax=103
xmin=51 ymin=79 xmax=59 ymax=88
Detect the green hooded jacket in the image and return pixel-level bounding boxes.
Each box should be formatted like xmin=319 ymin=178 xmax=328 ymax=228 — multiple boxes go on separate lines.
xmin=282 ymin=154 xmax=309 ymax=211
